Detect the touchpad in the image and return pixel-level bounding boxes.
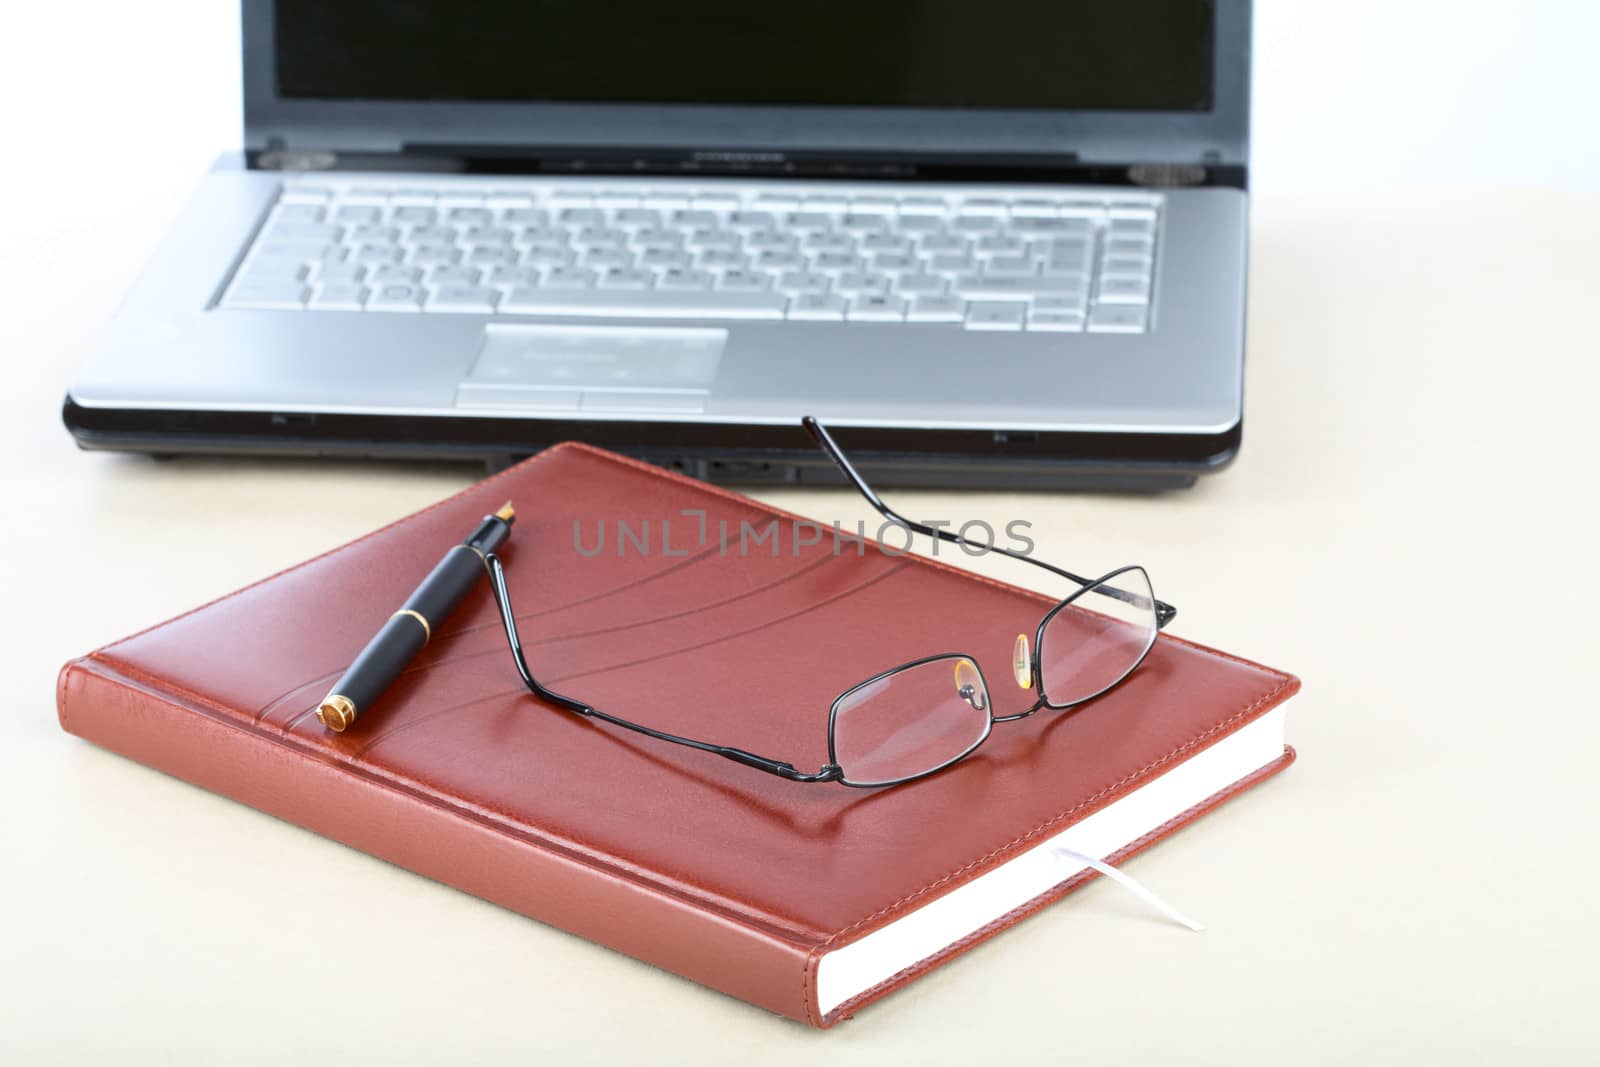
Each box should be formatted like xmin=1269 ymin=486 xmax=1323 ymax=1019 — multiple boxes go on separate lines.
xmin=455 ymin=324 xmax=727 ymax=413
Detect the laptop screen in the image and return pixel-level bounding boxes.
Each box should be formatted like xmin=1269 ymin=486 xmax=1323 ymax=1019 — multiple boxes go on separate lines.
xmin=274 ymin=0 xmax=1214 ymax=113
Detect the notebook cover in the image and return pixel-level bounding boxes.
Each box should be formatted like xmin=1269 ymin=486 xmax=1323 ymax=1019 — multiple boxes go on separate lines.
xmin=57 ymin=442 xmax=1299 ymax=1027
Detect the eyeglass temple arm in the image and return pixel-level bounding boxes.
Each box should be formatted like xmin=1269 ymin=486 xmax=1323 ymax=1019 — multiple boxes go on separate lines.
xmin=800 ymin=416 xmax=1177 ymax=628
xmin=483 ymin=554 xmax=843 ymax=783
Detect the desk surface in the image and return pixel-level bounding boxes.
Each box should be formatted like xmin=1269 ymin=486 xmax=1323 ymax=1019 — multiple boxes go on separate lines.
xmin=2 ymin=187 xmax=1597 ymax=1063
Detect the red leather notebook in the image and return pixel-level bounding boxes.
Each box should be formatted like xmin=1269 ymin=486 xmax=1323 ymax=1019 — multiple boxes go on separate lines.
xmin=57 ymin=443 xmax=1298 ymax=1027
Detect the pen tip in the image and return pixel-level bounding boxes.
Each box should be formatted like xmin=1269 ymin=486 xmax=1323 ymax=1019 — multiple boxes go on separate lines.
xmin=496 ymin=501 xmax=515 ymax=522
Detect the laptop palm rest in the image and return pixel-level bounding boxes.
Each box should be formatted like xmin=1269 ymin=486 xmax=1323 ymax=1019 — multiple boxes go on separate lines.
xmin=455 ymin=324 xmax=727 ymax=413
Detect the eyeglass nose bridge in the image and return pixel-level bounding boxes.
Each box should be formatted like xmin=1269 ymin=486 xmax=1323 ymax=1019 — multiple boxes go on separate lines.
xmin=1013 ymin=633 xmax=1035 ymax=690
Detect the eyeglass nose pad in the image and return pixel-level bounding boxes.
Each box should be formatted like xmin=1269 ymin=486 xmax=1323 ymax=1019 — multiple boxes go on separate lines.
xmin=953 ymin=657 xmax=987 ymax=712
xmin=1013 ymin=633 xmax=1034 ymax=690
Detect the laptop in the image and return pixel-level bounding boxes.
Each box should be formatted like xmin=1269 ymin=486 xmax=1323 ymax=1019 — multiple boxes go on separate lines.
xmin=64 ymin=0 xmax=1252 ymax=491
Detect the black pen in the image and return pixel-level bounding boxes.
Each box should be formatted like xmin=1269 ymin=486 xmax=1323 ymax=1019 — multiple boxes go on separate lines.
xmin=316 ymin=502 xmax=516 ymax=732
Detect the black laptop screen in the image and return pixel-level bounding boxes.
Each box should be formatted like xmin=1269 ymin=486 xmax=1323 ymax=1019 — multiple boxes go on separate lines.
xmin=274 ymin=1 xmax=1214 ymax=112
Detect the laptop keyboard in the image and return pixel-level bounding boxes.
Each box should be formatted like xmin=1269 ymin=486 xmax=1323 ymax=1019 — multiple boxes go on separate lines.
xmin=220 ymin=180 xmax=1160 ymax=333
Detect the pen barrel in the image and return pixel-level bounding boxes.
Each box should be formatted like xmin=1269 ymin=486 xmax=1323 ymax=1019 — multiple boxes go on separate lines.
xmin=403 ymin=545 xmax=486 ymax=625
xmin=317 ymin=544 xmax=490 ymax=731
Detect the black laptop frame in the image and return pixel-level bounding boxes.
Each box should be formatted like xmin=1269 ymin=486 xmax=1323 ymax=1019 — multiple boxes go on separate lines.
xmin=241 ymin=0 xmax=1251 ymax=177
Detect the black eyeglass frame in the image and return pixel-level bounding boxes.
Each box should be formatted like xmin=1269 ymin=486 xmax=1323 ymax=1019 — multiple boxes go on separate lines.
xmin=482 ymin=416 xmax=1176 ymax=789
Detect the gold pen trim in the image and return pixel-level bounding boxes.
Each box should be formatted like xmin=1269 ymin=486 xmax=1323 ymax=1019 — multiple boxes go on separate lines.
xmin=316 ymin=694 xmax=357 ymax=732
xmin=391 ymin=608 xmax=432 ymax=642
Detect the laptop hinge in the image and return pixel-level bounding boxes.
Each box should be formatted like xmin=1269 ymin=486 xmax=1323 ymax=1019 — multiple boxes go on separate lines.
xmin=255 ymin=145 xmax=341 ymax=172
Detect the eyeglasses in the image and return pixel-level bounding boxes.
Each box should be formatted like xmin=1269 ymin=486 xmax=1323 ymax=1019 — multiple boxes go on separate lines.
xmin=482 ymin=416 xmax=1176 ymax=788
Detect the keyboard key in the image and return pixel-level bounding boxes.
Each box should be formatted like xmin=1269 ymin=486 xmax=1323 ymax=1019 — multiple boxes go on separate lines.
xmin=408 ymin=225 xmax=457 ymax=244
xmin=861 ymin=234 xmax=912 ymax=254
xmin=1102 ymin=255 xmax=1153 ymax=276
xmin=582 ymin=249 xmax=634 ymax=269
xmin=841 ymin=213 xmax=889 ymax=231
xmin=467 ymin=246 xmax=519 ymax=267
xmin=1027 ymin=309 xmax=1085 ymax=332
xmin=810 ymin=251 xmax=860 ymax=271
xmin=314 ymin=262 xmax=367 ymax=284
xmin=848 ymin=294 xmax=907 ymax=322
xmin=463 ymin=226 xmax=515 ymax=245
xmin=1087 ymin=305 xmax=1147 ymax=332
xmin=1012 ymin=217 xmax=1093 ymax=236
xmin=689 ymin=229 xmax=741 ymax=250
xmin=718 ymin=269 xmax=772 ymax=292
xmin=953 ymin=216 xmax=1001 ymax=231
xmin=367 ymin=284 xmax=424 ymax=311
xmin=1097 ymin=276 xmax=1151 ymax=304
xmin=1105 ymin=236 xmax=1156 ymax=257
xmin=671 ymin=209 xmax=720 ymax=228
xmin=634 ymin=227 xmax=684 ymax=249
xmin=448 ymin=207 xmax=494 ymax=225
xmin=906 ymin=295 xmax=964 ymax=322
xmin=835 ymin=271 xmax=890 ymax=294
xmin=804 ymin=232 xmax=855 ymax=253
xmin=369 ymin=265 xmax=423 ymax=285
xmin=598 ymin=268 xmax=654 ymax=290
xmin=746 ymin=231 xmax=798 ymax=251
xmin=501 ymin=288 xmax=787 ymax=319
xmin=728 ymin=211 xmax=776 ymax=229
xmin=777 ymin=271 xmax=831 ymax=294
xmin=641 ymin=249 xmax=693 ymax=269
xmin=985 ymin=256 xmax=1037 ymax=275
xmin=1033 ymin=295 xmax=1089 ymax=314
xmin=542 ymin=267 xmax=599 ymax=288
xmin=787 ymin=294 xmax=848 ymax=321
xmin=410 ymin=244 xmax=460 ymax=266
xmin=335 ymin=205 xmax=382 ymax=224
xmin=898 ymin=197 xmax=947 ymax=216
xmin=926 ymin=253 xmax=973 ymax=274
xmin=501 ymin=207 xmax=549 ymax=226
xmin=576 ymin=227 xmax=629 ymax=249
xmin=976 ymin=235 xmax=1028 ymax=256
xmin=697 ymin=250 xmax=745 ymax=270
xmin=784 ymin=211 xmax=834 ymax=231
xmin=871 ymin=253 xmax=918 ymax=273
xmin=426 ymin=285 xmax=499 ymax=313
xmin=614 ymin=208 xmax=661 ymax=227
xmin=430 ymin=265 xmax=482 ymax=286
xmin=754 ymin=250 xmax=804 ymax=270
xmin=309 ymin=283 xmax=369 ymax=310
xmin=226 ymin=280 xmax=309 ymax=309
xmin=487 ymin=266 xmax=543 ymax=287
xmin=354 ymin=244 xmax=404 ymax=264
xmin=393 ymin=205 xmax=438 ymax=225
xmin=895 ymin=273 xmax=947 ymax=294
xmin=965 ymin=302 xmax=1025 ymax=331
xmin=657 ymin=268 xmax=714 ymax=290
xmin=954 ymin=275 xmax=1085 ymax=301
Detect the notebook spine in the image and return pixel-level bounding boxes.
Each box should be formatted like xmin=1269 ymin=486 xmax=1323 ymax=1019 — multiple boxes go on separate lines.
xmin=56 ymin=656 xmax=825 ymax=1024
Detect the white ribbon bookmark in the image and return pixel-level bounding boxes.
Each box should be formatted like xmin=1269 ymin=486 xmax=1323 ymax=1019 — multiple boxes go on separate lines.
xmin=1050 ymin=844 xmax=1206 ymax=932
